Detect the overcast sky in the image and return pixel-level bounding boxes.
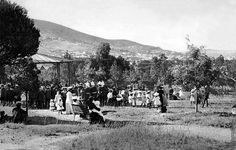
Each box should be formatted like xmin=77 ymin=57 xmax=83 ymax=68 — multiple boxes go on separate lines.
xmin=12 ymin=0 xmax=236 ymax=52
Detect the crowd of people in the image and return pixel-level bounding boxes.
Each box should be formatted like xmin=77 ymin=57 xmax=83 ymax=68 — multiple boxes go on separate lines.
xmin=0 ymin=80 xmax=214 ymax=124
xmin=0 ymin=81 xmax=193 ymax=113
xmin=45 ymin=81 xmax=170 ymax=114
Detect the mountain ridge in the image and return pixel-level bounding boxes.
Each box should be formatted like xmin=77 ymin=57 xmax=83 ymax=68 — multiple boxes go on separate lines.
xmin=33 ymin=19 xmax=184 ymax=60
xmin=33 ymin=19 xmax=235 ymax=60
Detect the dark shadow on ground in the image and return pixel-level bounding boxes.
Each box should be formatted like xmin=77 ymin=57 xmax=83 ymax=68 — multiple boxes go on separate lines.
xmin=25 ymin=115 xmax=170 ymax=128
xmin=101 ymin=110 xmax=116 ymax=115
xmin=104 ymin=119 xmax=170 ymax=128
xmin=27 ymin=116 xmax=87 ymax=125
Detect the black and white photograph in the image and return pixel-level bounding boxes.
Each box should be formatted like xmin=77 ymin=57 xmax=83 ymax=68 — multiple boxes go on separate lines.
xmin=0 ymin=0 xmax=236 ymax=149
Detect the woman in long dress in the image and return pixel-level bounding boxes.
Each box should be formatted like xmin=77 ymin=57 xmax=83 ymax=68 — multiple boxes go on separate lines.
xmin=55 ymin=91 xmax=64 ymax=114
xmin=153 ymin=91 xmax=160 ymax=108
xmin=190 ymin=87 xmax=197 ymax=105
xmin=66 ymin=87 xmax=74 ymax=114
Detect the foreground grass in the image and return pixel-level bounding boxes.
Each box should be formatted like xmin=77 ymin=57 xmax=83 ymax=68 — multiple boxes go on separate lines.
xmin=59 ymin=124 xmax=232 ymax=150
xmin=165 ymin=111 xmax=235 ymax=128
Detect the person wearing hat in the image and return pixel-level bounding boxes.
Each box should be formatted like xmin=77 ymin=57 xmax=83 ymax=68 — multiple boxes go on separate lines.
xmin=12 ymin=101 xmax=27 ymax=123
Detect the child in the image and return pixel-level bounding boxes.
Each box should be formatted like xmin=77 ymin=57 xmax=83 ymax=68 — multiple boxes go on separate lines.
xmin=56 ymin=94 xmax=64 ymax=114
xmin=49 ymin=99 xmax=56 ymax=111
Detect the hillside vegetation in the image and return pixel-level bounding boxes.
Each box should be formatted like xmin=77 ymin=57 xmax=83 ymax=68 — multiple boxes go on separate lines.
xmin=34 ymin=19 xmax=183 ymax=59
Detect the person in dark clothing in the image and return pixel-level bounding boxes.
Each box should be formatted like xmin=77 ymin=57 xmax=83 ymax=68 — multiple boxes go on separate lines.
xmin=37 ymin=88 xmax=45 ymax=109
xmin=61 ymin=87 xmax=67 ymax=111
xmin=6 ymin=85 xmax=14 ymax=106
xmin=12 ymin=102 xmax=27 ymax=123
xmin=157 ymin=86 xmax=167 ymax=113
xmin=87 ymin=97 xmax=105 ymax=124
xmin=45 ymin=86 xmax=51 ymax=109
xmin=90 ymin=82 xmax=97 ymax=99
xmin=202 ymin=85 xmax=210 ymax=108
xmin=13 ymin=85 xmax=21 ymax=103
xmin=112 ymin=87 xmax=118 ymax=106
xmin=0 ymin=84 xmax=6 ymax=106
xmin=169 ymin=87 xmax=174 ymax=100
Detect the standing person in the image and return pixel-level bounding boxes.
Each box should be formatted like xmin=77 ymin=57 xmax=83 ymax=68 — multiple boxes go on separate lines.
xmin=190 ymin=86 xmax=197 ymax=105
xmin=112 ymin=87 xmax=118 ymax=106
xmin=169 ymin=86 xmax=174 ymax=100
xmin=140 ymin=91 xmax=146 ymax=107
xmin=13 ymin=84 xmax=21 ymax=103
xmin=0 ymin=84 xmax=6 ymax=106
xmin=55 ymin=90 xmax=64 ymax=114
xmin=202 ymin=85 xmax=210 ymax=108
xmin=107 ymin=89 xmax=113 ymax=106
xmin=153 ymin=90 xmax=160 ymax=108
xmin=146 ymin=91 xmax=152 ymax=108
xmin=178 ymin=88 xmax=185 ymax=100
xmin=132 ymin=91 xmax=137 ymax=107
xmin=84 ymin=81 xmax=91 ymax=102
xmin=37 ymin=87 xmax=45 ymax=109
xmin=6 ymin=84 xmax=14 ymax=106
xmin=66 ymin=87 xmax=74 ymax=115
xmin=158 ymin=85 xmax=167 ymax=113
xmin=61 ymin=87 xmax=67 ymax=111
xmin=97 ymin=83 xmax=103 ymax=106
xmin=90 ymin=81 xmax=97 ymax=99
xmin=45 ymin=86 xmax=51 ymax=109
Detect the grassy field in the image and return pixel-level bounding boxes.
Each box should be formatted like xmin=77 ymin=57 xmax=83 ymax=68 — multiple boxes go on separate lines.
xmin=164 ymin=95 xmax=236 ymax=128
xmin=58 ymin=124 xmax=232 ymax=150
xmin=0 ymin=95 xmax=235 ymax=149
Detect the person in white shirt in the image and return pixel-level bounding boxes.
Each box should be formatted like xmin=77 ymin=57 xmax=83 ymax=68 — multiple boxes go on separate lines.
xmin=107 ymin=89 xmax=113 ymax=106
xmin=55 ymin=91 xmax=64 ymax=114
xmin=66 ymin=87 xmax=74 ymax=115
xmin=179 ymin=88 xmax=185 ymax=100
xmin=153 ymin=91 xmax=160 ymax=108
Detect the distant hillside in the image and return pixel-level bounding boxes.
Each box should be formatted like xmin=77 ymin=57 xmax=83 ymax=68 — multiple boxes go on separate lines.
xmin=205 ymin=49 xmax=236 ymax=59
xmin=33 ymin=19 xmax=184 ymax=60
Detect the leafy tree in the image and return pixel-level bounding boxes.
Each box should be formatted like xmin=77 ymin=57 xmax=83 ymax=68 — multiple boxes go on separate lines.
xmin=215 ymin=55 xmax=225 ymax=67
xmin=96 ymin=42 xmax=111 ymax=59
xmin=109 ymin=60 xmax=124 ymax=89
xmin=9 ymin=58 xmax=40 ymax=115
xmin=0 ymin=0 xmax=40 ymax=66
xmin=124 ymin=68 xmax=139 ymax=86
xmin=150 ymin=54 xmax=172 ymax=86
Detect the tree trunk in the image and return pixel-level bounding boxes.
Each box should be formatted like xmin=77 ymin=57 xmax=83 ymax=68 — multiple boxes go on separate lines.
xmin=195 ymin=95 xmax=198 ymax=112
xmin=26 ymin=91 xmax=29 ymax=117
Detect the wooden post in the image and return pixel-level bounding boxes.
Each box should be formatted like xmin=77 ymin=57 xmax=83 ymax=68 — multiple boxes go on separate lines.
xmin=68 ymin=62 xmax=71 ymax=85
xmin=195 ymin=90 xmax=198 ymax=112
xmin=26 ymin=91 xmax=29 ymax=118
xmin=56 ymin=63 xmax=60 ymax=82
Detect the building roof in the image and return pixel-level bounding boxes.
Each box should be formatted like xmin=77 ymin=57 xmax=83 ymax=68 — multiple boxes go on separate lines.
xmin=32 ymin=53 xmax=73 ymax=64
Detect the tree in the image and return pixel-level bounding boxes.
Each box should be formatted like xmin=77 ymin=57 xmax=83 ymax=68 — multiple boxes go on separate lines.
xmin=96 ymin=42 xmax=111 ymax=59
xmin=10 ymin=58 xmax=40 ymax=115
xmin=150 ymin=54 xmax=171 ymax=86
xmin=215 ymin=55 xmax=225 ymax=67
xmin=0 ymin=0 xmax=40 ymax=66
xmin=109 ymin=60 xmax=124 ymax=89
